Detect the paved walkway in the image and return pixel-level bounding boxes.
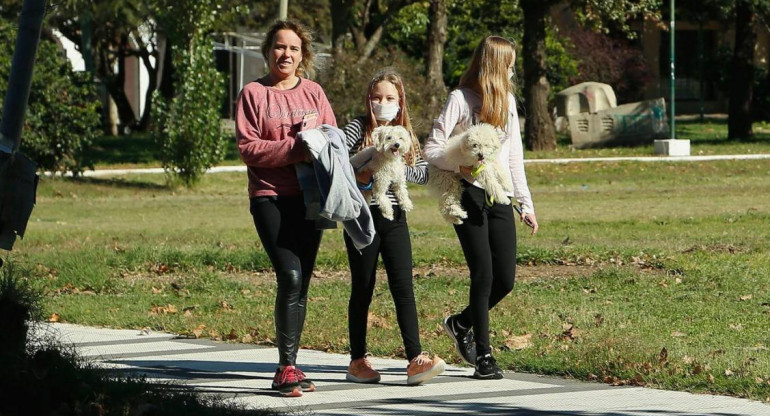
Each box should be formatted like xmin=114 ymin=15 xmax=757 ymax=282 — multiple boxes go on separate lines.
xmin=44 ymin=323 xmax=770 ymax=416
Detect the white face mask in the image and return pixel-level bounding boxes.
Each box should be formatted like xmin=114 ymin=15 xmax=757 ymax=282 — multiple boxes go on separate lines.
xmin=372 ymin=101 xmax=400 ymax=122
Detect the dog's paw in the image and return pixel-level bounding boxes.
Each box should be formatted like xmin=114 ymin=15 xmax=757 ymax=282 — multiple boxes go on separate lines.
xmin=380 ymin=205 xmax=395 ymax=220
xmin=447 ymin=204 xmax=467 ymax=219
xmin=400 ymin=199 xmax=413 ymax=212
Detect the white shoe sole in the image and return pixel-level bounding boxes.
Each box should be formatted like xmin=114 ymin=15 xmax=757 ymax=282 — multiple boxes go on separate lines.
xmin=406 ymin=359 xmax=446 ymax=386
xmin=346 ymin=373 xmax=381 ymax=383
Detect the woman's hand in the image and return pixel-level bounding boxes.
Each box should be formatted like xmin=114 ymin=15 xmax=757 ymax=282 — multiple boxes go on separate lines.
xmin=521 ymin=212 xmax=539 ymax=235
xmin=355 ymin=170 xmax=373 ymax=186
xmin=459 ymin=165 xmax=473 ymax=176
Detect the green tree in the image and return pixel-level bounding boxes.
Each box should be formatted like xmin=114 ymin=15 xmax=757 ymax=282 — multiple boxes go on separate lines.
xmin=45 ymin=0 xmax=157 ymax=133
xmin=0 ymin=18 xmax=101 ymax=175
xmin=519 ymin=0 xmax=660 ymax=150
xmin=151 ymin=0 xmax=227 ymax=187
xmin=330 ymin=0 xmax=418 ymax=62
xmin=679 ymin=0 xmax=770 ymax=137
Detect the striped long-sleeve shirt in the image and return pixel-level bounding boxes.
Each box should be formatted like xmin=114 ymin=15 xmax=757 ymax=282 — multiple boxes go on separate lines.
xmin=342 ymin=116 xmax=428 ymax=206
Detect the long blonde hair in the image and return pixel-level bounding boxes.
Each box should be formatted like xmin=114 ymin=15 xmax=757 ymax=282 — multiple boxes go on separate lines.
xmin=261 ymin=20 xmax=316 ymax=79
xmin=458 ymin=36 xmax=516 ymax=129
xmin=362 ymin=69 xmax=421 ymax=166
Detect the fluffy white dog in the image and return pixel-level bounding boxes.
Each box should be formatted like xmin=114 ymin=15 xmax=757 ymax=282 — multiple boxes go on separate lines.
xmin=428 ymin=123 xmax=513 ymax=224
xmin=361 ymin=125 xmax=414 ymax=220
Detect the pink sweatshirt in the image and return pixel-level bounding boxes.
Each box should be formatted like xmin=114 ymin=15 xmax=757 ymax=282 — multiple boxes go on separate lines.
xmin=236 ymin=78 xmax=337 ymax=197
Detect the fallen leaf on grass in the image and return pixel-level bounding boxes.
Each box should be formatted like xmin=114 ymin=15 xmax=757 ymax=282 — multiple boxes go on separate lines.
xmin=192 ymin=324 xmax=206 ymax=338
xmin=739 ymin=294 xmax=753 ymax=301
xmin=148 ymin=304 xmax=178 ymax=315
xmin=48 ymin=313 xmax=60 ymax=322
xmin=368 ymin=312 xmax=392 ymax=329
xmin=659 ymin=347 xmax=668 ymax=366
xmin=559 ymin=324 xmax=579 ymax=341
xmin=226 ymin=329 xmax=238 ymax=340
xmin=502 ymin=333 xmax=533 ymax=351
xmin=671 ymin=331 xmax=687 ymax=338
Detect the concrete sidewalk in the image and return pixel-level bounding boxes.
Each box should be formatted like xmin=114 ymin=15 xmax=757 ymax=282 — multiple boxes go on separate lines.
xmin=43 ymin=323 xmax=769 ymax=416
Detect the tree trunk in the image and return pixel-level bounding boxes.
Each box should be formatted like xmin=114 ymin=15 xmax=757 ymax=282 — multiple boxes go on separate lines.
xmin=727 ymin=0 xmax=755 ymax=140
xmin=426 ymin=0 xmax=447 ymax=89
xmin=136 ymin=49 xmax=158 ymax=131
xmin=330 ymin=0 xmax=353 ymax=58
xmin=521 ymin=0 xmax=556 ymax=151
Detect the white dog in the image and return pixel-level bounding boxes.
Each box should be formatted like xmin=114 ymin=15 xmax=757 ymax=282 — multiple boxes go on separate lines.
xmin=428 ymin=123 xmax=513 ymax=224
xmin=361 ymin=125 xmax=414 ymax=220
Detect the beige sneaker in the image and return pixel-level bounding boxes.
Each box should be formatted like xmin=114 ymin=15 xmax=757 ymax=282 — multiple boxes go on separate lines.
xmin=346 ymin=353 xmax=381 ymax=383
xmin=406 ymin=352 xmax=446 ymax=385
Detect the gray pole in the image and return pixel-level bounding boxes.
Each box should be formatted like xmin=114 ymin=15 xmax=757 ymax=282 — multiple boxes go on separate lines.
xmin=670 ymin=0 xmax=676 ymax=140
xmin=279 ymin=0 xmax=288 ymax=20
xmin=0 ymin=0 xmax=48 ymax=154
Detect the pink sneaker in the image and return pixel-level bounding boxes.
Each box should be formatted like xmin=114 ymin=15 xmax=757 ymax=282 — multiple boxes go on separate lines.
xmin=346 ymin=353 xmax=381 ymax=383
xmin=271 ymin=365 xmax=302 ymax=397
xmin=294 ymin=367 xmax=316 ymax=392
xmin=406 ymin=352 xmax=446 ymax=385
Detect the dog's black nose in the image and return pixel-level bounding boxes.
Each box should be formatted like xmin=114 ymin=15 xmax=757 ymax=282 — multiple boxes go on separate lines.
xmin=478 ymin=153 xmax=484 ymax=160
xmin=393 ymin=143 xmax=400 ymax=149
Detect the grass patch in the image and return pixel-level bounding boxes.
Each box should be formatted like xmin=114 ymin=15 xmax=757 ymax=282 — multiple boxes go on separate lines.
xmin=9 ymin=152 xmax=770 ymax=402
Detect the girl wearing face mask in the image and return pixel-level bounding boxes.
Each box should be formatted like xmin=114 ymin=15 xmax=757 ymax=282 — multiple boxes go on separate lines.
xmin=341 ymin=69 xmax=445 ymax=386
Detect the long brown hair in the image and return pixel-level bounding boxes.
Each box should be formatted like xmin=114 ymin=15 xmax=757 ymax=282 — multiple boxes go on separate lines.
xmin=458 ymin=36 xmax=516 ymax=129
xmin=261 ymin=20 xmax=316 ymax=79
xmin=362 ymin=69 xmax=421 ymax=166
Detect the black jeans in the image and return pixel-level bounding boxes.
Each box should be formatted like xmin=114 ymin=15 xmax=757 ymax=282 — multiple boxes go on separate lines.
xmin=453 ymin=184 xmax=517 ymax=357
xmin=344 ymin=205 xmax=422 ymax=361
xmin=250 ymin=196 xmax=323 ymax=366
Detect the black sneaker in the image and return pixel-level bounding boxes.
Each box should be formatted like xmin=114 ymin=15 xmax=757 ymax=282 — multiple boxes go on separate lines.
xmin=474 ymin=354 xmax=503 ymax=379
xmin=443 ymin=315 xmax=476 ymax=364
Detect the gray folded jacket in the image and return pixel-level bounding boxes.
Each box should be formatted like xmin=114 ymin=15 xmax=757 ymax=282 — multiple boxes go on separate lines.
xmin=297 ymin=125 xmax=375 ymax=250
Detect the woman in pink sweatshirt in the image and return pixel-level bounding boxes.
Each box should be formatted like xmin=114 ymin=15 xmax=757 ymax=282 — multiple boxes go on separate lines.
xmin=235 ymin=20 xmax=336 ymax=398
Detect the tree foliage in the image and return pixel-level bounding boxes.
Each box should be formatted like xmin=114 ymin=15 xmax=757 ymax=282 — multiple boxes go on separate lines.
xmin=151 ymin=0 xmax=227 ymax=187
xmin=0 ymin=18 xmax=101 ymax=175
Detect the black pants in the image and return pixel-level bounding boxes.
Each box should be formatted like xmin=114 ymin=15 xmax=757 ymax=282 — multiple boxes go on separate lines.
xmin=453 ymin=184 xmax=517 ymax=357
xmin=251 ymin=196 xmax=323 ymax=366
xmin=344 ymin=205 xmax=422 ymax=362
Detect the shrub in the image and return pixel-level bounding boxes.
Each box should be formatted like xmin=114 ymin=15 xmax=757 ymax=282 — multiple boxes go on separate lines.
xmin=0 ymin=19 xmax=101 ymax=175
xmin=563 ymin=28 xmax=652 ymax=103
xmin=317 ymin=48 xmax=447 ymax=141
xmin=0 ymin=262 xmax=42 ymax=360
xmin=152 ymin=35 xmax=227 ymax=187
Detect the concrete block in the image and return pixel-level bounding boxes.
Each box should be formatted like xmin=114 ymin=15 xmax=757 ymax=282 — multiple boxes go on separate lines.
xmin=654 ymin=139 xmax=691 ymax=156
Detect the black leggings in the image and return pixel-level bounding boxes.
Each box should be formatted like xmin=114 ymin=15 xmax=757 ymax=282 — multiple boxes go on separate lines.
xmin=453 ymin=184 xmax=517 ymax=357
xmin=250 ymin=196 xmax=323 ymax=366
xmin=344 ymin=205 xmax=422 ymax=362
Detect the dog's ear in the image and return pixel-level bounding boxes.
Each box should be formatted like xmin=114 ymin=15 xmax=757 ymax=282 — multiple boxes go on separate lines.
xmin=372 ymin=129 xmax=384 ymax=151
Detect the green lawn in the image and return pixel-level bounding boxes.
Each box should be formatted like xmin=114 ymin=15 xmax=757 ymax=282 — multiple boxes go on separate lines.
xmin=10 ymin=152 xmax=770 ymax=402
